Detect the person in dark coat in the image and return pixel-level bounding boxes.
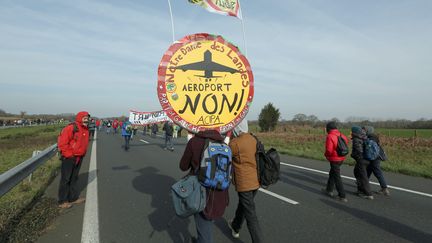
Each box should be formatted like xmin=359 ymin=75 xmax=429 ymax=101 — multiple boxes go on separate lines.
xmin=163 ymin=121 xmax=174 ymax=151
xmin=179 ymin=130 xmax=229 ymax=243
xmin=351 ymin=126 xmax=374 ymax=200
xmin=363 ymin=126 xmax=390 ymax=196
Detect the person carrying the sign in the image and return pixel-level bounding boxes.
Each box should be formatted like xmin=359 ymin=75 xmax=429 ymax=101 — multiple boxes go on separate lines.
xmin=121 ymin=118 xmax=132 ymax=151
xmin=179 ymin=130 xmax=229 ymax=243
xmin=363 ymin=126 xmax=390 ymax=196
xmin=322 ymin=121 xmax=349 ymax=202
xmin=57 ymin=111 xmax=90 ymax=209
xmin=227 ymin=120 xmax=263 ymax=243
xmin=163 ymin=121 xmax=174 ymax=151
xmin=351 ymin=126 xmax=374 ymax=200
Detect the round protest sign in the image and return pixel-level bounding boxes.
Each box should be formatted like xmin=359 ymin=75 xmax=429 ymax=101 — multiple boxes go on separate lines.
xmin=157 ymin=33 xmax=253 ymax=134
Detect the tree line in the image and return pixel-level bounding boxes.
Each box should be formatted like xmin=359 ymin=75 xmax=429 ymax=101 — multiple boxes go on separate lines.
xmin=257 ymin=103 xmax=432 ymax=132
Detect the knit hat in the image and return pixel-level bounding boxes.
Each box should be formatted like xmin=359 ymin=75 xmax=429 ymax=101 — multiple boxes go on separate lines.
xmin=363 ymin=126 xmax=375 ymax=135
xmin=351 ymin=125 xmax=362 ymax=135
xmin=326 ymin=121 xmax=337 ymax=132
xmin=233 ymin=119 xmax=249 ymax=137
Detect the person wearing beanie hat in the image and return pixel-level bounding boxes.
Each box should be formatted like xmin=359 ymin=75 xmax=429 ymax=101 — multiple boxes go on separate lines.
xmin=227 ymin=119 xmax=263 ymax=242
xmin=362 ymin=126 xmax=390 ymax=196
xmin=322 ymin=122 xmax=349 ymax=202
xmin=351 ymin=126 xmax=374 ymax=199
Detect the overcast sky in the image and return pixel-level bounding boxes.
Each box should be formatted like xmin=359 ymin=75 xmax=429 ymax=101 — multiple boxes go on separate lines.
xmin=1 ymin=0 xmax=431 ymax=121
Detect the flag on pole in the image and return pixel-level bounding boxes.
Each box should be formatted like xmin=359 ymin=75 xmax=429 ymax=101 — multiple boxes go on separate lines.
xmin=188 ymin=0 xmax=242 ymax=19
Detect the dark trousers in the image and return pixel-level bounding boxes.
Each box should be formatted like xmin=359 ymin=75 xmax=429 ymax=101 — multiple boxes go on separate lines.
xmin=354 ymin=159 xmax=372 ymax=196
xmin=326 ymin=162 xmax=346 ymax=198
xmin=124 ymin=135 xmax=131 ymax=150
xmin=367 ymin=159 xmax=387 ymax=188
xmin=232 ymin=190 xmax=262 ymax=243
xmin=58 ymin=157 xmax=82 ymax=203
xmin=194 ymin=212 xmax=213 ymax=243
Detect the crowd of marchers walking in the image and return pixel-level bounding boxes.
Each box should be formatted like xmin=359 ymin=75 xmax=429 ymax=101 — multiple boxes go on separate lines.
xmin=323 ymin=121 xmax=389 ymax=202
xmin=56 ymin=111 xmax=390 ymax=243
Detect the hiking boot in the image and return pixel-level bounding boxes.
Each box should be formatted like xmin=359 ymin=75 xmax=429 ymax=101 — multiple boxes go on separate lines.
xmin=337 ymin=197 xmax=348 ymax=203
xmin=58 ymin=202 xmax=72 ymax=209
xmin=380 ymin=188 xmax=390 ymax=196
xmin=228 ymin=220 xmax=240 ymax=239
xmin=321 ymin=188 xmax=334 ymax=197
xmin=70 ymin=198 xmax=86 ymax=205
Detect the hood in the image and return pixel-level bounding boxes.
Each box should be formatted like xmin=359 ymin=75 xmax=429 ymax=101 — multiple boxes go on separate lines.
xmin=75 ymin=111 xmax=89 ymax=126
xmin=328 ymin=129 xmax=341 ymax=135
xmin=233 ymin=119 xmax=249 ymax=137
xmin=363 ymin=126 xmax=375 ymax=136
xmin=195 ymin=130 xmax=224 ymax=142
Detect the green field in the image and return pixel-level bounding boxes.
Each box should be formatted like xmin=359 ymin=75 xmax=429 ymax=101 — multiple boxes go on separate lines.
xmin=0 ymin=125 xmax=63 ymax=240
xmin=250 ymin=125 xmax=432 ymax=179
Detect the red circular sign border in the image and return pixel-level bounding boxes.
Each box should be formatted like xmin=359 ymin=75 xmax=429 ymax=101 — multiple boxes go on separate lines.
xmin=157 ymin=33 xmax=254 ymax=134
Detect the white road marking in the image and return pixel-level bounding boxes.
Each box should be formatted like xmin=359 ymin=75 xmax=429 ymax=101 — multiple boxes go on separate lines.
xmin=259 ymin=188 xmax=299 ymax=205
xmin=281 ymin=162 xmax=432 ymax=198
xmin=81 ymin=131 xmax=100 ymax=243
xmin=140 ymin=139 xmax=149 ymax=144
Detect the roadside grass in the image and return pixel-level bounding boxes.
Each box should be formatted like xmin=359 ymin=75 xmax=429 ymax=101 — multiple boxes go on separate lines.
xmin=0 ymin=125 xmax=63 ymax=241
xmin=255 ymin=129 xmax=432 ymax=179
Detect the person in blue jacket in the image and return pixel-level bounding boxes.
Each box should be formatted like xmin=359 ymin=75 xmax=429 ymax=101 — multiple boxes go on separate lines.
xmin=121 ymin=119 xmax=132 ymax=151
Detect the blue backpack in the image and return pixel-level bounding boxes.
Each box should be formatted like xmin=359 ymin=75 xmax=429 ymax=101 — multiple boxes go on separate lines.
xmin=364 ymin=138 xmax=380 ymax=160
xmin=198 ymin=139 xmax=232 ymax=191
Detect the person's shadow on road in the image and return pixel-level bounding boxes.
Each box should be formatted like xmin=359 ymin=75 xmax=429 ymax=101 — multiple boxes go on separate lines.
xmin=132 ymin=167 xmax=192 ymax=243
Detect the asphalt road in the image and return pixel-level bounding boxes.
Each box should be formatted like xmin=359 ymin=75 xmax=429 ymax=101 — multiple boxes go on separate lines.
xmin=38 ymin=130 xmax=432 ymax=243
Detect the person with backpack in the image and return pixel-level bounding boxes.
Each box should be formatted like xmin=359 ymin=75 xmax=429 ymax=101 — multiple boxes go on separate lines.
xmin=228 ymin=120 xmax=263 ymax=243
xmin=57 ymin=111 xmax=90 ymax=209
xmin=322 ymin=121 xmax=349 ymax=202
xmin=179 ymin=130 xmax=230 ymax=243
xmin=121 ymin=118 xmax=132 ymax=151
xmin=363 ymin=126 xmax=390 ymax=196
xmin=351 ymin=126 xmax=374 ymax=200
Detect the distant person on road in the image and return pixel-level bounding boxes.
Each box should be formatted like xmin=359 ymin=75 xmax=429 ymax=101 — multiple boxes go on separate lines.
xmin=88 ymin=118 xmax=96 ymax=139
xmin=151 ymin=123 xmax=158 ymax=137
xmin=163 ymin=121 xmax=174 ymax=151
xmin=113 ymin=119 xmax=119 ymax=134
xmin=95 ymin=119 xmax=101 ymax=131
xmin=106 ymin=120 xmax=111 ymax=134
xmin=179 ymin=130 xmax=229 ymax=243
xmin=363 ymin=126 xmax=390 ymax=196
xmin=121 ymin=118 xmax=132 ymax=151
xmin=228 ymin=120 xmax=263 ymax=243
xmin=351 ymin=126 xmax=374 ymax=200
xmin=322 ymin=121 xmax=349 ymax=202
xmin=57 ymin=111 xmax=90 ymax=209
xmin=173 ymin=125 xmax=179 ymax=138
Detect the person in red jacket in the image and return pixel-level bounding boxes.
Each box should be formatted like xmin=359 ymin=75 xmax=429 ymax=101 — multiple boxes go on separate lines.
xmin=322 ymin=121 xmax=349 ymax=202
xmin=57 ymin=111 xmax=90 ymax=209
xmin=179 ymin=130 xmax=229 ymax=243
xmin=113 ymin=119 xmax=119 ymax=134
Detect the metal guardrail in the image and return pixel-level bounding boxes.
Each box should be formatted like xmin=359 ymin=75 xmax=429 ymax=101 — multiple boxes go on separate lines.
xmin=0 ymin=144 xmax=57 ymax=197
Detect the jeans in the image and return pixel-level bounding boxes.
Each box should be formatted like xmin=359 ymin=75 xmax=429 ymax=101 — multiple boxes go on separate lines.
xmin=124 ymin=135 xmax=131 ymax=150
xmin=232 ymin=190 xmax=262 ymax=243
xmin=194 ymin=212 xmax=213 ymax=243
xmin=326 ymin=162 xmax=346 ymax=198
xmin=165 ymin=135 xmax=173 ymax=149
xmin=367 ymin=159 xmax=387 ymax=188
xmin=58 ymin=157 xmax=83 ymax=203
xmin=354 ymin=159 xmax=372 ymax=196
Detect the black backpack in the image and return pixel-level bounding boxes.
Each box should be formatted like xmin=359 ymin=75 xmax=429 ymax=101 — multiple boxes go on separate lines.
xmin=252 ymin=134 xmax=280 ymax=188
xmin=336 ymin=133 xmax=349 ymax=156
